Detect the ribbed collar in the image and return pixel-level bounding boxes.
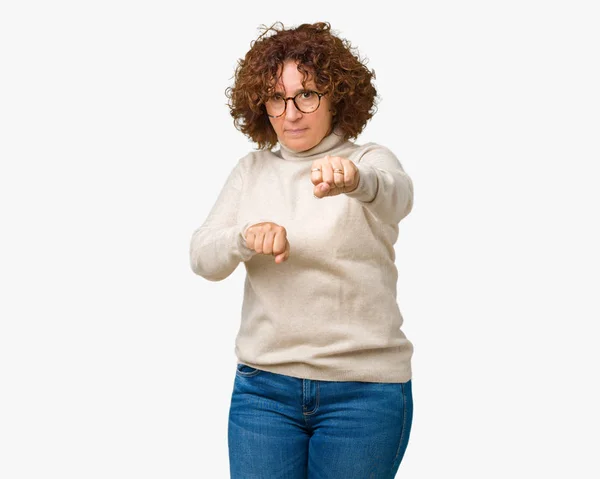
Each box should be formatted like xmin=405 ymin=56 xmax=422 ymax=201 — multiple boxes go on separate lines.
xmin=276 ymin=126 xmax=347 ymax=161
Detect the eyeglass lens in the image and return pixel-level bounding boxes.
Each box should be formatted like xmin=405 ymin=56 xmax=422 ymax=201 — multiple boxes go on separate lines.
xmin=266 ymin=91 xmax=320 ymax=116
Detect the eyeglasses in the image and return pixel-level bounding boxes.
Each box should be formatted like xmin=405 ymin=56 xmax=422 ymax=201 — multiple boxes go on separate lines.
xmin=264 ymin=90 xmax=326 ymax=118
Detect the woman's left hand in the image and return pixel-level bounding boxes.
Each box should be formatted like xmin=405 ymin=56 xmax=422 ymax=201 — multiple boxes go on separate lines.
xmin=311 ymin=155 xmax=360 ymax=198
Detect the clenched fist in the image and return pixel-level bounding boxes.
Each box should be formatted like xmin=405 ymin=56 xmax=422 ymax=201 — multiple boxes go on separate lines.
xmin=311 ymin=155 xmax=360 ymax=198
xmin=244 ymin=222 xmax=290 ymax=264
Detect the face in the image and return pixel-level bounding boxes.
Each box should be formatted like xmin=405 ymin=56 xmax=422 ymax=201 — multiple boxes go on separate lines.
xmin=267 ymin=59 xmax=333 ymax=152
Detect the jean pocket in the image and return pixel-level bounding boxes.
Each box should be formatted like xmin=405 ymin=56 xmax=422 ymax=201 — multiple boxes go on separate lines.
xmin=235 ymin=363 xmax=262 ymax=377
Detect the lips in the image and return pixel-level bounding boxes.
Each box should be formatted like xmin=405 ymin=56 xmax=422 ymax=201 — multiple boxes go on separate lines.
xmin=285 ymin=128 xmax=307 ymax=133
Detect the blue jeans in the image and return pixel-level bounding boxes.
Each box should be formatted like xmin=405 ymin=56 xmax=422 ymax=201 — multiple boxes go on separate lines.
xmin=228 ymin=363 xmax=413 ymax=478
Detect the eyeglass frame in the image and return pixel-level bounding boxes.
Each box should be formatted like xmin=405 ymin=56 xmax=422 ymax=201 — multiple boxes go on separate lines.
xmin=264 ymin=90 xmax=327 ymax=118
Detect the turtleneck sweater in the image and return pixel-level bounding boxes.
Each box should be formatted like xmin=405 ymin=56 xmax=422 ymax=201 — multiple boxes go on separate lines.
xmin=189 ymin=126 xmax=415 ymax=382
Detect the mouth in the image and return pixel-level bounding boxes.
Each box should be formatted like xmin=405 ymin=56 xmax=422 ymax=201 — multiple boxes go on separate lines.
xmin=285 ymin=128 xmax=307 ymax=134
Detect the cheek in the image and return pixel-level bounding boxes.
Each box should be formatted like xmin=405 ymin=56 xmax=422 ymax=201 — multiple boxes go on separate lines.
xmin=269 ymin=118 xmax=282 ymax=133
xmin=318 ymin=108 xmax=333 ymax=128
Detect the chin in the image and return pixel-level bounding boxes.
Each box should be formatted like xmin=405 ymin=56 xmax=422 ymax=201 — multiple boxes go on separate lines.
xmin=283 ymin=137 xmax=316 ymax=152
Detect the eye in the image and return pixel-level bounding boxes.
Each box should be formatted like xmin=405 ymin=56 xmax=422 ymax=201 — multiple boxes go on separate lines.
xmin=300 ymin=91 xmax=314 ymax=99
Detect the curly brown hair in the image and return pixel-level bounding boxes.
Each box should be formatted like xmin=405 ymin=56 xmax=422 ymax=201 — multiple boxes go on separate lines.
xmin=225 ymin=21 xmax=379 ymax=150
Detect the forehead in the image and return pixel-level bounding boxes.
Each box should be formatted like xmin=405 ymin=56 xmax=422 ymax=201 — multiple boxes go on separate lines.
xmin=271 ymin=62 xmax=316 ymax=92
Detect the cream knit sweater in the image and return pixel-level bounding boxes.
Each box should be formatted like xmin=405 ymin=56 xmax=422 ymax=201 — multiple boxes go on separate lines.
xmin=190 ymin=127 xmax=415 ymax=382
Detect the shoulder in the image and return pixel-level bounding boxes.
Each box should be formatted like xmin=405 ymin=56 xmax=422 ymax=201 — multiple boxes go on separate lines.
xmin=348 ymin=141 xmax=399 ymax=162
xmin=228 ymin=149 xmax=279 ymax=186
xmin=226 ymin=151 xmax=259 ymax=180
xmin=235 ymin=148 xmax=275 ymax=170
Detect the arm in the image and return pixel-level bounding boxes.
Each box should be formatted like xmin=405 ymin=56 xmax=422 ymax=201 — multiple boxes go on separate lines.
xmin=344 ymin=145 xmax=414 ymax=225
xmin=189 ymin=159 xmax=257 ymax=281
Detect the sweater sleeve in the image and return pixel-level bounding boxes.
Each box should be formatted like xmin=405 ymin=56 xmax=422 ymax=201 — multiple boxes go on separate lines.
xmin=189 ymin=159 xmax=258 ymax=281
xmin=344 ymin=145 xmax=414 ymax=225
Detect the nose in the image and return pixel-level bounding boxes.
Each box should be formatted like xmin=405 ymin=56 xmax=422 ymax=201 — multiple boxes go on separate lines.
xmin=284 ymin=98 xmax=302 ymax=121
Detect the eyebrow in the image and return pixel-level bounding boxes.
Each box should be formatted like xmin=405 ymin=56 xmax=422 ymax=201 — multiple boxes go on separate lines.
xmin=274 ymin=88 xmax=311 ymax=95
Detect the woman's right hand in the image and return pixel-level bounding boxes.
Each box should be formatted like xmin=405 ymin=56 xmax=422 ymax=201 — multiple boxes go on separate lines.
xmin=244 ymin=222 xmax=290 ymax=264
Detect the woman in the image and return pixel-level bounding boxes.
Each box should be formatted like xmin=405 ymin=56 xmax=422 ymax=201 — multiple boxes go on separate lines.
xmin=190 ymin=21 xmax=415 ymax=478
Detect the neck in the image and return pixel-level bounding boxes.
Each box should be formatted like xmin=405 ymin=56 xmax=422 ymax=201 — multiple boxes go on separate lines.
xmin=277 ymin=125 xmax=347 ymax=161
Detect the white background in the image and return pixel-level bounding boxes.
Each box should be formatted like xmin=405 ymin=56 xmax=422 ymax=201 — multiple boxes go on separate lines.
xmin=1 ymin=1 xmax=599 ymax=477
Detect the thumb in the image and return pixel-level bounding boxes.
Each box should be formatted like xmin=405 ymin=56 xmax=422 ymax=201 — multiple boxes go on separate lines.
xmin=274 ymin=240 xmax=290 ymax=263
